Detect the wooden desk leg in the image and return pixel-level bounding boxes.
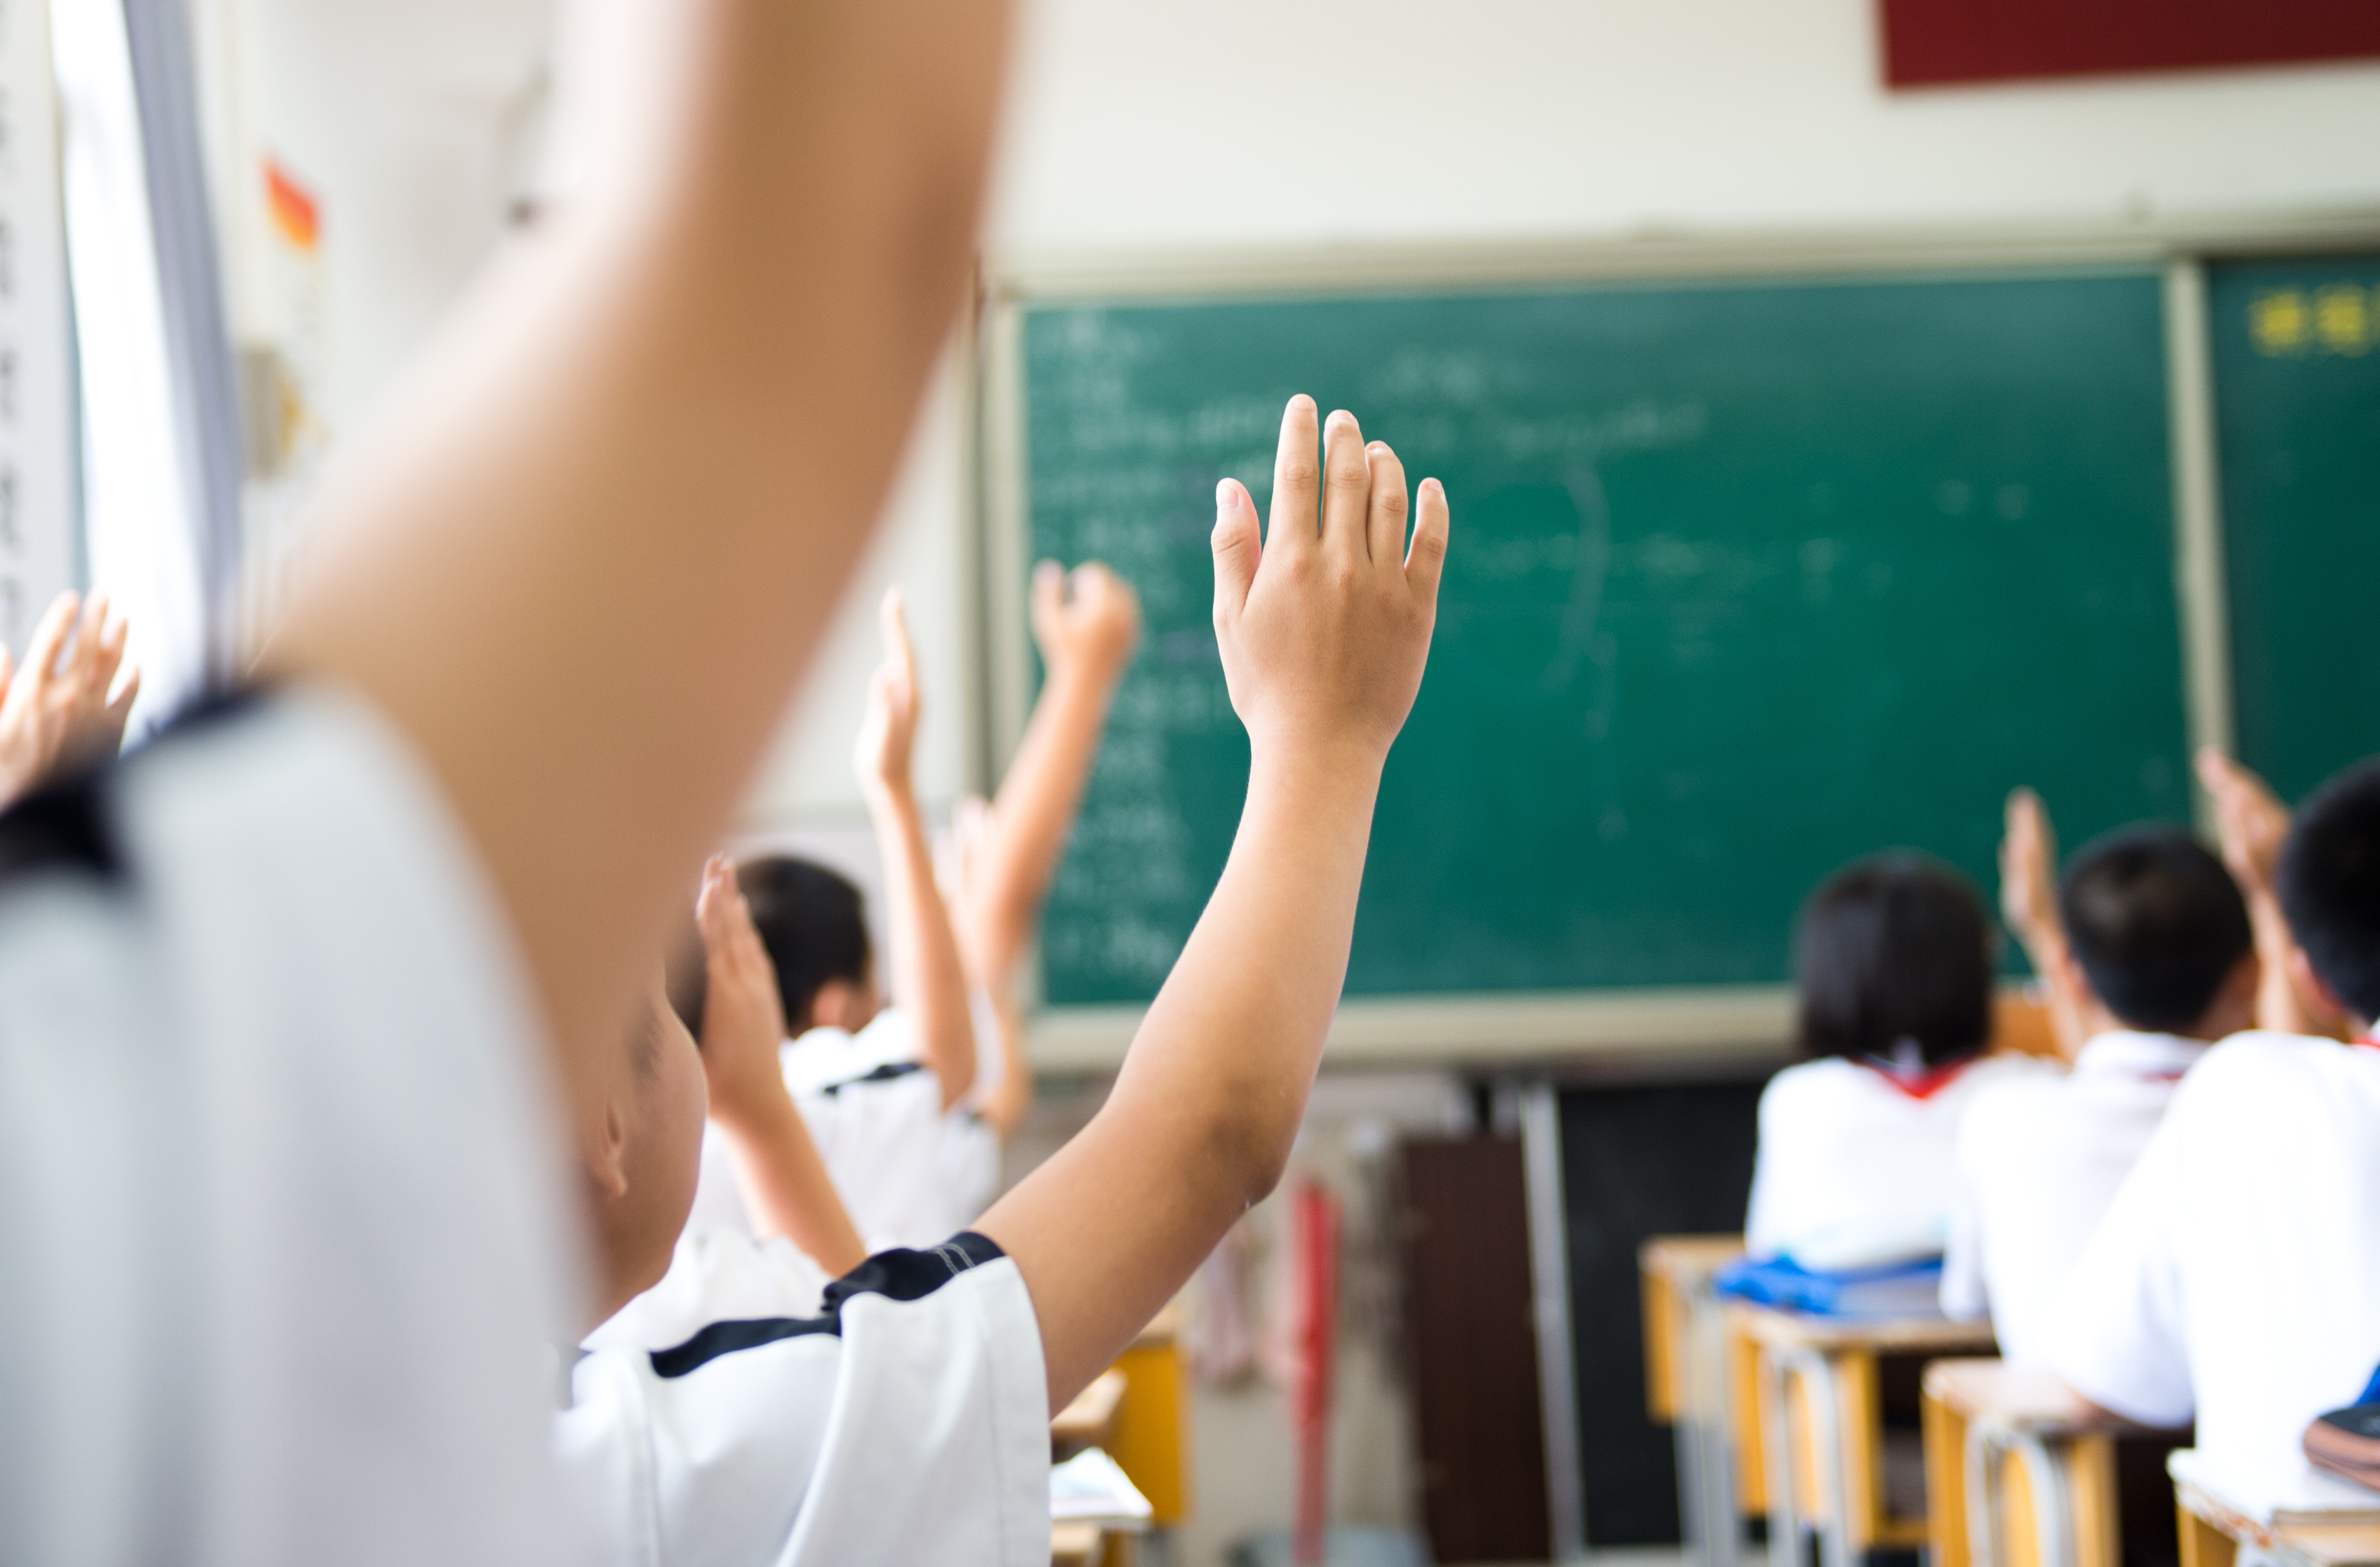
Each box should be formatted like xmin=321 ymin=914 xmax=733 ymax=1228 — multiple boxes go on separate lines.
xmin=2177 ymin=1502 xmax=2237 ymax=1567
xmin=1761 ymin=1347 xmax=1802 ymax=1567
xmin=1922 ymin=1384 xmax=1972 ymax=1567
xmin=2068 ymin=1436 xmax=2118 ymax=1567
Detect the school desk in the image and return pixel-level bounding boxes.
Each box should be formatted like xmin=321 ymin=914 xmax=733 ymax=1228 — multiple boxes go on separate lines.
xmin=1734 ymin=1301 xmax=1997 ymax=1567
xmin=1921 ymin=1358 xmax=2168 ymax=1567
xmin=2174 ymin=1464 xmax=2380 ymax=1567
xmin=1108 ymin=1303 xmax=1189 ymax=1526
xmin=1643 ymin=1234 xmax=1755 ymax=1567
xmin=1054 ymin=1370 xmax=1129 ymax=1458
xmin=1050 ymin=1520 xmax=1138 ymax=1567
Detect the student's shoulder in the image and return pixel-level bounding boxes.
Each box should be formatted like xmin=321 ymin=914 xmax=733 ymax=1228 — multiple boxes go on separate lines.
xmin=2179 ymin=1029 xmax=2362 ymax=1097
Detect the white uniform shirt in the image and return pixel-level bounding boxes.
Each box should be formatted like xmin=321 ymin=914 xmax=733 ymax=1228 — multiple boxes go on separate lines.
xmin=0 ymin=690 xmax=576 ymax=1567
xmin=1940 ymin=1031 xmax=2206 ymax=1366
xmin=2040 ymin=1032 xmax=2380 ymax=1489
xmin=558 ymin=1230 xmax=1051 ymax=1567
xmin=584 ymin=1230 xmax=832 ymax=1357
xmin=684 ymin=1006 xmax=998 ymax=1257
xmin=1745 ymin=1053 xmax=2045 ymax=1270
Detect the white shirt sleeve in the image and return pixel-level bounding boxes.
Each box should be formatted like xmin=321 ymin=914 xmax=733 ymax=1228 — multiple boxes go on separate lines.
xmin=0 ymin=689 xmax=576 ymax=1567
xmin=2039 ymin=1105 xmax=2195 ymax=1428
xmin=560 ymin=1231 xmax=1050 ymax=1567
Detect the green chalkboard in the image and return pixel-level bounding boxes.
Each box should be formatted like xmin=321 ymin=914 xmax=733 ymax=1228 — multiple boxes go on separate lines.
xmin=2211 ymin=257 xmax=2380 ymax=808
xmin=1020 ymin=269 xmax=2192 ymax=1005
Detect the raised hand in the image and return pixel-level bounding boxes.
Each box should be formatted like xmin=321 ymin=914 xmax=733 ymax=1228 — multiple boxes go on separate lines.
xmin=0 ymin=591 xmax=142 ymax=807
xmin=852 ymin=588 xmax=921 ymax=801
xmin=1030 ymin=560 xmax=1141 ymax=686
xmin=1999 ymin=786 xmax=2062 ymax=948
xmin=2196 ymin=746 xmax=2290 ymax=901
xmin=1210 ymin=397 xmax=1448 ymax=770
xmin=692 ymin=855 xmax=791 ymax=1133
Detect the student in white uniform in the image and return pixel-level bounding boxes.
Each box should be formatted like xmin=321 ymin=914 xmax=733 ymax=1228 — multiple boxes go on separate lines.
xmin=2 ymin=0 xmax=1015 ymax=1558
xmin=677 ymin=571 xmax=1139 ymax=1258
xmin=1940 ymin=791 xmax=2256 ymax=1365
xmin=558 ymin=395 xmax=1453 ymax=1566
xmin=2042 ymin=755 xmax=2380 ymax=1486
xmin=1745 ymin=854 xmax=2034 ymax=1269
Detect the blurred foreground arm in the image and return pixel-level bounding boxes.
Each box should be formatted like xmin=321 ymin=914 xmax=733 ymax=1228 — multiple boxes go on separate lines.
xmin=258 ymin=0 xmax=1012 ymax=1110
xmin=976 ymin=397 xmax=1450 ymax=1405
xmin=695 ymin=857 xmax=867 ymax=1278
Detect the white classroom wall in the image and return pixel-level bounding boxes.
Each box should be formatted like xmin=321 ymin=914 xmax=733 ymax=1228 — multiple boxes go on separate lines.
xmin=189 ymin=0 xmax=2380 ymax=820
xmin=764 ymin=0 xmax=2380 ymax=817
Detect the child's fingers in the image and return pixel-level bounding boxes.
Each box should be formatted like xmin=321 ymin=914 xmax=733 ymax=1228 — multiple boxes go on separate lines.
xmin=1211 ymin=479 xmax=1259 ymax=622
xmin=1404 ymin=478 xmax=1450 ymax=608
xmin=105 ymin=666 xmax=140 ymax=725
xmin=1030 ymin=560 xmax=1065 ymax=639
xmin=1319 ymin=410 xmax=1371 ymax=566
xmin=21 ymin=591 xmax=78 ymax=692
xmin=1267 ymin=395 xmax=1321 ymax=557
xmin=1364 ymin=441 xmax=1409 ymax=574
xmin=879 ymin=588 xmax=917 ymax=692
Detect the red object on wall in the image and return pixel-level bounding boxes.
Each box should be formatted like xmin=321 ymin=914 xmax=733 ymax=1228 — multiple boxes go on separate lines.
xmin=1290 ymin=1182 xmax=1339 ymax=1567
xmin=1878 ymin=0 xmax=2380 ymax=88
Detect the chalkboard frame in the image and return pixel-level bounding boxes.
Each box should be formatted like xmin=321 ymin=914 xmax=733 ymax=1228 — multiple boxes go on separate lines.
xmin=978 ymin=213 xmax=2380 ymax=1070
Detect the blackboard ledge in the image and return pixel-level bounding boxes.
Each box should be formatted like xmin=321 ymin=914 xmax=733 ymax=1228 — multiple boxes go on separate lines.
xmin=1027 ymin=985 xmax=1799 ymax=1074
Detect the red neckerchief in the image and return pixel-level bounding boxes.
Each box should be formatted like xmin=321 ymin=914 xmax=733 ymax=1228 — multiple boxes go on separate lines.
xmin=1860 ymin=1056 xmax=1972 ymax=1102
xmin=2357 ymin=1031 xmax=2380 ymax=1052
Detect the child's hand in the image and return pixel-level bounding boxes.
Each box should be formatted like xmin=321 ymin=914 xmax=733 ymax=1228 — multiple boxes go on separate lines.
xmin=1999 ymin=787 xmax=2062 ymax=946
xmin=853 ymin=588 xmax=920 ymax=800
xmin=2196 ymin=747 xmax=2290 ymax=901
xmin=0 ymin=591 xmax=140 ymax=807
xmin=1031 ymin=561 xmax=1141 ymax=685
xmin=1210 ymin=398 xmax=1448 ymax=769
xmin=694 ymin=856 xmax=793 ymax=1133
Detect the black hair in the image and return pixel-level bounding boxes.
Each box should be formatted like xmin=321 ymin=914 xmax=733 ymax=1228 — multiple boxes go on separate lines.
xmin=2279 ymin=758 xmax=2380 ymax=1025
xmin=2058 ymin=826 xmax=2251 ymax=1033
xmin=1795 ymin=853 xmax=1993 ymax=1067
xmin=737 ymin=856 xmax=872 ymax=1031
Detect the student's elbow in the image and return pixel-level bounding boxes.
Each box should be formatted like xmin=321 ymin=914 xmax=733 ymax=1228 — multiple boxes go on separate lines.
xmin=1202 ymin=1088 xmax=1304 ymax=1211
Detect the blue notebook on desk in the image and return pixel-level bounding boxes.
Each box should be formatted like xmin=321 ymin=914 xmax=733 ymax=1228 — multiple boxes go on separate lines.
xmin=1714 ymin=1254 xmax=1945 ymax=1319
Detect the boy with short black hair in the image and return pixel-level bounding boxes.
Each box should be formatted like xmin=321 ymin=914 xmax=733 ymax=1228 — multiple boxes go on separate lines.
xmin=1940 ymin=790 xmax=2256 ymax=1365
xmin=2040 ymin=753 xmax=2380 ymax=1487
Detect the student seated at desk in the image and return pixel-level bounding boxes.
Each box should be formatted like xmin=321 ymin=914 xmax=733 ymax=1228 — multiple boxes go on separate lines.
xmin=1746 ymin=854 xmax=2038 ymax=1270
xmin=2040 ymin=755 xmax=2380 ymax=1487
xmin=1939 ymin=789 xmax=2256 ymax=1366
xmin=679 ymin=572 xmax=1134 ymax=1262
xmin=558 ymin=396 xmax=1450 ymax=1564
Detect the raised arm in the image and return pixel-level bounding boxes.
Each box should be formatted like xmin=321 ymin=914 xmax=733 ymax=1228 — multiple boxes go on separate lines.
xmin=0 ymin=591 xmax=139 ymax=807
xmin=976 ymin=397 xmax=1449 ymax=1406
xmin=856 ymin=591 xmax=976 ymax=1112
xmin=693 ymin=857 xmax=867 ymax=1278
xmin=257 ymin=0 xmax=1013 ymax=1111
xmin=1999 ymin=787 xmax=2089 ymax=1061
xmin=956 ymin=562 xmax=1140 ymax=994
xmin=2197 ymin=747 xmax=2341 ymax=1038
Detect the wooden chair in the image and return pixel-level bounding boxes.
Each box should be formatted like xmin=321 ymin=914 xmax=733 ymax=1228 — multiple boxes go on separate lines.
xmin=1735 ymin=1301 xmax=1997 ymax=1567
xmin=1921 ymin=1359 xmax=2150 ymax=1567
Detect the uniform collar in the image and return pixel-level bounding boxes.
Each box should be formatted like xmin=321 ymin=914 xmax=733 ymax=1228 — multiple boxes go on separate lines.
xmin=2072 ymin=1030 xmax=2208 ymax=1082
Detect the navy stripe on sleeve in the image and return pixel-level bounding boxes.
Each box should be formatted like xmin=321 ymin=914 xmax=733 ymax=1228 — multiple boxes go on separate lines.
xmin=814 ymin=1059 xmax=925 ymax=1097
xmin=649 ymin=1232 xmax=1006 ymax=1379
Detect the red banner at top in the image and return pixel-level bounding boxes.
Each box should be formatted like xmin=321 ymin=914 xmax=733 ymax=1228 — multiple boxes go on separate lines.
xmin=1878 ymin=0 xmax=2380 ymax=88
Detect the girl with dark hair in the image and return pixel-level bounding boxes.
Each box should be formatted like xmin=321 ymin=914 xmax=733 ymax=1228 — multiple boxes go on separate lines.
xmin=1743 ymin=852 xmax=2037 ymax=1268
